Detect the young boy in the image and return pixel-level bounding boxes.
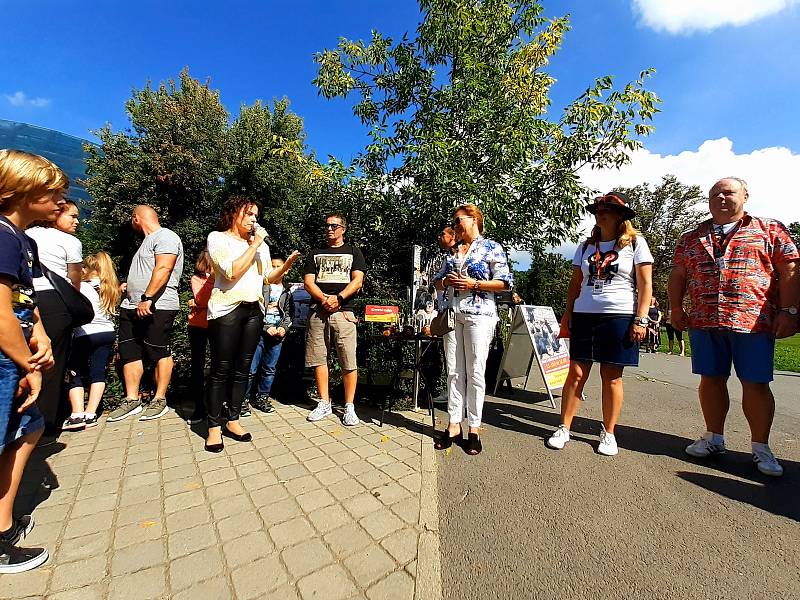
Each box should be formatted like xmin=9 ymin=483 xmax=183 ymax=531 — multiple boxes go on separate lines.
xmin=0 ymin=149 xmax=65 ymax=573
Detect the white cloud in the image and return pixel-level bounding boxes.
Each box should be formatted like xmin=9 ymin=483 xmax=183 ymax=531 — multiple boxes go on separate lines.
xmin=4 ymin=91 xmax=51 ymax=108
xmin=632 ymin=0 xmax=800 ymax=34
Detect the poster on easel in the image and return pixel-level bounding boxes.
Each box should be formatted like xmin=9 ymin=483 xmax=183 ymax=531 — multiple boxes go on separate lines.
xmin=493 ymin=305 xmax=570 ymax=408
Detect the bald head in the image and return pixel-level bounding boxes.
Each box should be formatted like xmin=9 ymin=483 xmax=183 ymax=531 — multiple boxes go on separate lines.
xmin=709 ymin=177 xmax=748 ymax=225
xmin=131 ymin=204 xmax=160 ymax=234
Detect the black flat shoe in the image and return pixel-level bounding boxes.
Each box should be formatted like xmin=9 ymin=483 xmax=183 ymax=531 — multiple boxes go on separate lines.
xmin=466 ymin=433 xmax=482 ymax=455
xmin=222 ymin=428 xmax=252 ymax=442
xmin=204 ymin=441 xmax=224 ymax=453
xmin=434 ymin=428 xmax=462 ymax=450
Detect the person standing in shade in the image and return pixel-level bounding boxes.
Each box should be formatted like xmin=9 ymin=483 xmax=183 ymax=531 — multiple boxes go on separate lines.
xmin=108 ymin=205 xmax=183 ymax=422
xmin=186 ymin=249 xmax=214 ymax=425
xmin=304 ymin=213 xmax=366 ymax=426
xmin=26 ymin=200 xmax=82 ymax=437
xmin=669 ymin=177 xmax=799 ymax=477
xmin=547 ymin=192 xmax=653 ymax=457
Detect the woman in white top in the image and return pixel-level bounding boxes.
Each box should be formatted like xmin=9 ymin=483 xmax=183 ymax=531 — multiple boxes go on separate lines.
xmin=204 ymin=196 xmax=297 ymax=452
xmin=63 ymin=252 xmax=120 ymax=430
xmin=26 ymin=200 xmax=82 ymax=432
xmin=547 ymin=192 xmax=653 ymax=456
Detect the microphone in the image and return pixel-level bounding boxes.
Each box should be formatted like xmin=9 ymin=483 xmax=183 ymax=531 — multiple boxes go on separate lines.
xmin=250 ymin=224 xmax=273 ymax=245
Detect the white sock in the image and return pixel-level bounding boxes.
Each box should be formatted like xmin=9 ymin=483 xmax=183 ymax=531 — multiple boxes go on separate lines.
xmin=752 ymin=441 xmax=771 ymax=453
xmin=706 ymin=432 xmax=724 ymax=445
xmin=84 ymin=412 xmax=96 ymax=419
xmin=69 ymin=412 xmax=82 ymax=418
xmin=345 ymin=403 xmax=356 ymax=413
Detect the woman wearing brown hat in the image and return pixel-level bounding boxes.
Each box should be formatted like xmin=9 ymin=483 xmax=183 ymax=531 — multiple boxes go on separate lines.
xmin=548 ymin=192 xmax=653 ymax=456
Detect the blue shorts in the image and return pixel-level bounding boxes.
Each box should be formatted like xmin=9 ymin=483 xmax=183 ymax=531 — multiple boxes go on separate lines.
xmin=0 ymin=351 xmax=45 ymax=455
xmin=688 ymin=329 xmax=774 ymax=383
xmin=569 ymin=313 xmax=639 ymax=367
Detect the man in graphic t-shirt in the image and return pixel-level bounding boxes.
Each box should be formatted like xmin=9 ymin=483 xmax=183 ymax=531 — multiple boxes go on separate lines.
xmin=303 ymin=213 xmax=366 ymax=425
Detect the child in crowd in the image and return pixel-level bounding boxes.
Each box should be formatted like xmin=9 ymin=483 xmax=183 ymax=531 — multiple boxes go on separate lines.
xmin=62 ymin=252 xmax=120 ymax=430
xmin=0 ymin=149 xmax=67 ymax=573
xmin=187 ymin=249 xmax=214 ymax=424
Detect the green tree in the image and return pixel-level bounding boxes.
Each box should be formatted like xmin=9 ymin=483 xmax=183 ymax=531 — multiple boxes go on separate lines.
xmin=515 ymin=252 xmax=573 ymax=316
xmin=614 ymin=175 xmax=705 ymax=303
xmin=314 ymin=0 xmax=661 ymax=258
xmin=788 ymin=221 xmax=800 ymax=245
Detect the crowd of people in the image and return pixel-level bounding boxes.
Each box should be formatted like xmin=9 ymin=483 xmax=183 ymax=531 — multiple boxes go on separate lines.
xmin=0 ymin=148 xmax=797 ymax=574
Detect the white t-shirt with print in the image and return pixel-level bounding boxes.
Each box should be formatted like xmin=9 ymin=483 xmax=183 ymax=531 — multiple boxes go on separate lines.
xmin=572 ymin=236 xmax=654 ymax=315
xmin=207 ymin=231 xmax=271 ymax=320
xmin=26 ymin=226 xmax=82 ymax=292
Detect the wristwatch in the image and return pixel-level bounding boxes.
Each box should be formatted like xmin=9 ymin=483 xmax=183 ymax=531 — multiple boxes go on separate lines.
xmin=780 ymin=306 xmax=798 ymax=315
xmin=634 ymin=316 xmax=650 ymax=327
xmin=141 ymin=294 xmax=155 ymax=303
xmin=336 ymin=293 xmax=344 ymax=305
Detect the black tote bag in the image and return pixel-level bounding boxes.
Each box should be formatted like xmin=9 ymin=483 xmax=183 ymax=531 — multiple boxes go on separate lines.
xmin=41 ymin=264 xmax=94 ymax=328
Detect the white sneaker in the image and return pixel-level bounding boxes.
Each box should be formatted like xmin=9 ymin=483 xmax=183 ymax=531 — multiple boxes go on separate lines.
xmin=753 ymin=445 xmax=783 ymax=477
xmin=342 ymin=404 xmax=360 ymax=427
xmin=598 ymin=426 xmax=618 ymax=456
xmin=685 ymin=433 xmax=726 ymax=458
xmin=546 ymin=425 xmax=570 ymax=450
xmin=307 ymin=401 xmax=333 ymax=422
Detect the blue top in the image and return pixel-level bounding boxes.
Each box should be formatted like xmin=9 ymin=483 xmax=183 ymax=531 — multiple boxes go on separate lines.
xmin=434 ymin=236 xmax=513 ymax=317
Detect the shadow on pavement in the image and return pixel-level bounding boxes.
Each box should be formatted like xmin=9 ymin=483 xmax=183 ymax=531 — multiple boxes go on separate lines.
xmin=15 ymin=441 xmax=65 ymax=516
xmin=484 ymin=391 xmax=800 ymax=522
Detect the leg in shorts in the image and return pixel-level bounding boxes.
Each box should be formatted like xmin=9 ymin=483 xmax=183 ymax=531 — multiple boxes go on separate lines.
xmin=118 ymin=308 xmax=178 ymax=366
xmin=305 ymin=311 xmax=358 ymax=371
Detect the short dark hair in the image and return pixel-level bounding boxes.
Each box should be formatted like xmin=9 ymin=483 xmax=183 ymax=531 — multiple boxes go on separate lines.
xmin=194 ymin=249 xmax=213 ymax=275
xmin=325 ymin=212 xmax=347 ymax=228
xmin=218 ymin=195 xmax=261 ymax=232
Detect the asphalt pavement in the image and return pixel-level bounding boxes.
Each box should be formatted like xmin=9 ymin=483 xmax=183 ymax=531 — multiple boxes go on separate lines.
xmin=435 ymin=352 xmax=800 ymax=600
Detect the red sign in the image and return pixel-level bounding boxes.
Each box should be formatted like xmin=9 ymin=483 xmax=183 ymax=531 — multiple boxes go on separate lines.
xmin=365 ymin=305 xmax=400 ymax=323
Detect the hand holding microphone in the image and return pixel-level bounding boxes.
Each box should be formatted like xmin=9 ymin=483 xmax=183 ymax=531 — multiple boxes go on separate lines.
xmin=251 ymin=224 xmax=269 ymax=246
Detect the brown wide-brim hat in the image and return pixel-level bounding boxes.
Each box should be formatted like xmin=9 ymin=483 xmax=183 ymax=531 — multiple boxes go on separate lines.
xmin=586 ymin=191 xmax=637 ymax=221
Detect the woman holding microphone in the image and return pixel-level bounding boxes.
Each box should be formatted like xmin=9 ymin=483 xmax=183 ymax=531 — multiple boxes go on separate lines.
xmin=433 ymin=204 xmax=513 ymax=455
xmin=204 ymin=196 xmax=297 ymax=452
xmin=548 ymin=192 xmax=653 ymax=456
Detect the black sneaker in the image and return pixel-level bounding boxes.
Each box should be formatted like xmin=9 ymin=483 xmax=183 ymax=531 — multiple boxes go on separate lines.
xmin=251 ymin=395 xmax=275 ymax=414
xmin=240 ymin=402 xmax=252 ymax=418
xmin=2 ymin=515 xmax=34 ymax=546
xmin=0 ymin=539 xmax=48 ymax=574
xmin=61 ymin=415 xmax=86 ymax=431
xmin=84 ymin=414 xmax=99 ymax=428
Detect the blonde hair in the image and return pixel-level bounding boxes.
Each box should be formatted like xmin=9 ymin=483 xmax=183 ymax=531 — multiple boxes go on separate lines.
xmin=586 ymin=220 xmax=639 ymax=249
xmin=83 ymin=251 xmax=121 ymax=315
xmin=0 ymin=149 xmax=69 ymax=209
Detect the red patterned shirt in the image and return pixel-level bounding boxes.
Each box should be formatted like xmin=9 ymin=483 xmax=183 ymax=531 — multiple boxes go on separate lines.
xmin=672 ymin=214 xmax=799 ymax=333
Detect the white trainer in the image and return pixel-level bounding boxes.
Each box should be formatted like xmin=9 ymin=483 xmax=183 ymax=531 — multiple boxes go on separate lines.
xmin=753 ymin=445 xmax=783 ymax=477
xmin=685 ymin=433 xmax=726 ymax=458
xmin=598 ymin=425 xmax=618 ymax=456
xmin=546 ymin=425 xmax=570 ymax=450
xmin=342 ymin=404 xmax=360 ymax=427
xmin=307 ymin=401 xmax=333 ymax=422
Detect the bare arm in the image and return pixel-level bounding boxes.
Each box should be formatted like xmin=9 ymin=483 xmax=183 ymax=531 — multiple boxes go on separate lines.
xmin=304 ymin=273 xmax=328 ymax=304
xmin=67 ymin=262 xmax=82 ymax=290
xmin=630 ymin=263 xmax=653 ymax=342
xmin=322 ymin=271 xmax=365 ymax=312
xmin=267 ymin=250 xmax=301 ymax=284
xmin=28 ymin=307 xmax=54 ymax=371
xmin=668 ymin=264 xmax=689 ymax=330
xmin=559 ymin=266 xmax=584 ymax=335
xmin=774 ymin=260 xmax=799 ymax=338
xmin=137 ymin=253 xmax=178 ymax=317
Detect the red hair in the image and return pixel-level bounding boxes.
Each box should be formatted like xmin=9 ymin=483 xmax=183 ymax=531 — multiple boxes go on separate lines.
xmin=452 ymin=203 xmax=484 ymax=233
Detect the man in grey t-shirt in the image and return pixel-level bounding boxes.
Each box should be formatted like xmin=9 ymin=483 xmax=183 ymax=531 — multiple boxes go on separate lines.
xmin=109 ymin=205 xmax=184 ymax=423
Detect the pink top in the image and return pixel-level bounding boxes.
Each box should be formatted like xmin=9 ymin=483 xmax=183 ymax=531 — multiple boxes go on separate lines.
xmin=188 ymin=274 xmax=214 ymax=328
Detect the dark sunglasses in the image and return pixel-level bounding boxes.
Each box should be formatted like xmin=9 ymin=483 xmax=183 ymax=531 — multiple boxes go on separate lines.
xmin=324 ymin=223 xmax=344 ymax=230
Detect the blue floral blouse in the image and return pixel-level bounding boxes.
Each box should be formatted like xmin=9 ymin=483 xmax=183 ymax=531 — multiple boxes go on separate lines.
xmin=433 ymin=237 xmax=514 ymax=317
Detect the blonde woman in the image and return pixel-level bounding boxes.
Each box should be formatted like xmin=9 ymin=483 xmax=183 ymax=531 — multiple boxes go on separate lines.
xmin=63 ymin=252 xmax=120 ymax=430
xmin=548 ymin=192 xmax=653 ymax=456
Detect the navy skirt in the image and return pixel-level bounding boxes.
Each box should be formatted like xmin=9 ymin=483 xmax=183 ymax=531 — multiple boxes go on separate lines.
xmin=569 ymin=312 xmax=639 ymax=367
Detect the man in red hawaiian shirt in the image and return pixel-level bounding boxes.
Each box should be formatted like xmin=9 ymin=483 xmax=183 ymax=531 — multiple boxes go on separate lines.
xmin=669 ymin=177 xmax=799 ymax=477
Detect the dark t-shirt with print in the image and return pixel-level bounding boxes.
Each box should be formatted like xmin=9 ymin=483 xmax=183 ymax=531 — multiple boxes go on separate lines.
xmin=0 ymin=216 xmax=41 ymax=312
xmin=303 ymin=244 xmax=366 ymax=309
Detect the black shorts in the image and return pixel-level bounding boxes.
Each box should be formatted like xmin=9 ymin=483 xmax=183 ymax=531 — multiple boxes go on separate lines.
xmin=118 ymin=308 xmax=178 ymax=365
xmin=569 ymin=312 xmax=639 ymax=367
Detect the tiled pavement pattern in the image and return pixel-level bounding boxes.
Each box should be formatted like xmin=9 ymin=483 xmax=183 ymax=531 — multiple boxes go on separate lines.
xmin=1 ymin=401 xmax=435 ymax=599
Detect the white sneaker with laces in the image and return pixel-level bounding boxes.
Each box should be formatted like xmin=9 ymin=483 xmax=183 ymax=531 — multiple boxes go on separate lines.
xmin=753 ymin=445 xmax=783 ymax=477
xmin=598 ymin=425 xmax=618 ymax=456
xmin=342 ymin=404 xmax=360 ymax=427
xmin=546 ymin=425 xmax=570 ymax=450
xmin=685 ymin=433 xmax=726 ymax=458
xmin=307 ymin=401 xmax=333 ymax=422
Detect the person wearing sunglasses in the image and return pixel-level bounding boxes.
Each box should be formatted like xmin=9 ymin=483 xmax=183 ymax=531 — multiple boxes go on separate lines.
xmin=548 ymin=191 xmax=653 ymax=456
xmin=303 ymin=213 xmax=366 ymax=426
xmin=433 ymin=204 xmax=513 ymax=455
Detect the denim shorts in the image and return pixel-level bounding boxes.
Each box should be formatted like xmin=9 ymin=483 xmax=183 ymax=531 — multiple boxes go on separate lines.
xmin=0 ymin=351 xmax=45 ymax=455
xmin=688 ymin=329 xmax=775 ymax=383
xmin=569 ymin=312 xmax=639 ymax=367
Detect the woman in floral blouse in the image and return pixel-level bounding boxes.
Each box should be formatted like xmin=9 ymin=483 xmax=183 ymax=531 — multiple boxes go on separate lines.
xmin=433 ymin=204 xmax=513 ymax=455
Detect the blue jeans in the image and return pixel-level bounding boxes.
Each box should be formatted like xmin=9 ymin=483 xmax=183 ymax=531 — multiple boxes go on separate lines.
xmin=248 ymin=333 xmax=284 ymax=398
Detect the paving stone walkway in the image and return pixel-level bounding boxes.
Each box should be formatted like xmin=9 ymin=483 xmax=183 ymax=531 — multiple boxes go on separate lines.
xmin=0 ymin=400 xmax=439 ymax=599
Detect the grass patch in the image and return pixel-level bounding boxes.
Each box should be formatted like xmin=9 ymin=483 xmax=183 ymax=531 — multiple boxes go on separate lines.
xmin=657 ymin=332 xmax=800 ymax=373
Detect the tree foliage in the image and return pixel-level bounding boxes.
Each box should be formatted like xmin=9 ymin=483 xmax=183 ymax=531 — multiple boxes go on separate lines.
xmin=514 ymin=252 xmax=573 ymax=317
xmin=788 ymin=221 xmax=800 ymax=246
xmin=314 ymin=0 xmax=661 ymax=255
xmin=614 ymin=174 xmax=705 ymax=303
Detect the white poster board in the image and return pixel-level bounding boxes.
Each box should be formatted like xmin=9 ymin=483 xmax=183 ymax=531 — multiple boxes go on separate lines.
xmin=493 ymin=305 xmax=570 ymax=408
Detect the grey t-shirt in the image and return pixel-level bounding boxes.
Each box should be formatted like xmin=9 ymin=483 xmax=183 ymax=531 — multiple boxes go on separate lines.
xmin=121 ymin=228 xmax=184 ymax=311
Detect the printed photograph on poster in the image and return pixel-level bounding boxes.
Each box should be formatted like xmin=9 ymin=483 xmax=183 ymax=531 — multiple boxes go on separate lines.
xmin=522 ymin=306 xmax=570 ymax=389
xmin=315 ymin=254 xmax=353 ymax=284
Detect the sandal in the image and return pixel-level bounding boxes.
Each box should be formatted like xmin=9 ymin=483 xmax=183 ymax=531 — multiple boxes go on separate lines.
xmin=466 ymin=432 xmax=482 ymax=455
xmin=434 ymin=428 xmax=462 ymax=450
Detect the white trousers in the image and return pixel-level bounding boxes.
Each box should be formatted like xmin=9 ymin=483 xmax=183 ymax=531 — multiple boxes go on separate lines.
xmin=445 ymin=313 xmax=497 ymax=428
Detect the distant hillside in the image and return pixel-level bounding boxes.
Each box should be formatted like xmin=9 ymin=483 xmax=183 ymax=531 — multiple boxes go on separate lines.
xmin=0 ymin=119 xmax=93 ymax=203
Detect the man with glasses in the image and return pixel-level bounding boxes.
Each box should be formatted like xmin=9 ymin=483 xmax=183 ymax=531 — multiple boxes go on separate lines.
xmin=303 ymin=213 xmax=366 ymax=425
xmin=669 ymin=177 xmax=799 ymax=476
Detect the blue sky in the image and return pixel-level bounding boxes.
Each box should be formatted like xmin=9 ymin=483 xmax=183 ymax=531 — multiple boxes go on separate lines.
xmin=4 ymin=0 xmax=800 ymax=256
